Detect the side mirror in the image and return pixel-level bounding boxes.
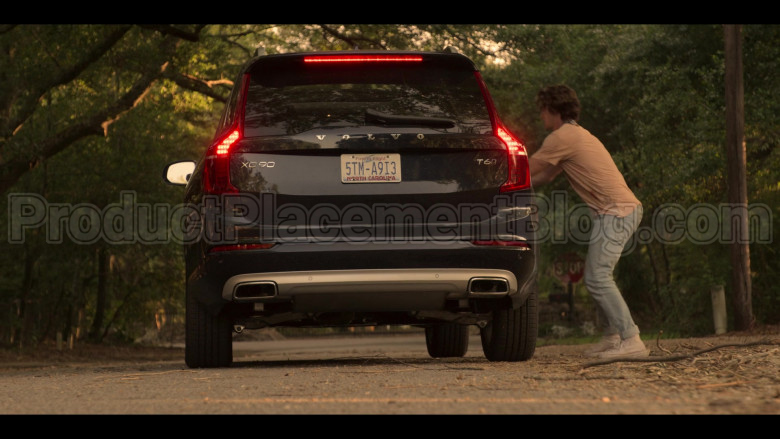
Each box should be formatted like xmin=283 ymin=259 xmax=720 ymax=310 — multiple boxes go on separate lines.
xmin=164 ymin=161 xmax=196 ymax=185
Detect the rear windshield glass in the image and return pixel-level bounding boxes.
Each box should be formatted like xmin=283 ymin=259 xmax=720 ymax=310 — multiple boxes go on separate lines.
xmin=243 ymin=60 xmax=492 ymax=137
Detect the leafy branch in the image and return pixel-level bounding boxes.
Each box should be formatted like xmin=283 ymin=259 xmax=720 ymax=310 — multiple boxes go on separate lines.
xmin=0 ymin=35 xmax=181 ymax=194
xmin=317 ymin=24 xmax=388 ymax=49
xmin=1 ymin=25 xmax=133 ymax=141
xmin=137 ymin=24 xmax=207 ymax=42
xmin=162 ymin=69 xmax=231 ymax=103
xmin=438 ymin=25 xmax=502 ymax=58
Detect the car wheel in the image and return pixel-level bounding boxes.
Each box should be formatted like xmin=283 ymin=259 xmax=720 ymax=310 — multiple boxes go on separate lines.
xmin=480 ymin=282 xmax=538 ymax=362
xmin=185 ymin=287 xmax=233 ymax=368
xmin=425 ymin=322 xmax=470 ymax=358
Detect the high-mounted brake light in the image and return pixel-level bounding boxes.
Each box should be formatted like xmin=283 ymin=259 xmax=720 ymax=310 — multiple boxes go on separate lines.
xmin=473 ymin=71 xmax=531 ymax=193
xmin=303 ymin=55 xmax=423 ymax=63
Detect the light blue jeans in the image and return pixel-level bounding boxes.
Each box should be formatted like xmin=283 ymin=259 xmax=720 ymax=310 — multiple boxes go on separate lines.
xmin=584 ymin=205 xmax=642 ymax=340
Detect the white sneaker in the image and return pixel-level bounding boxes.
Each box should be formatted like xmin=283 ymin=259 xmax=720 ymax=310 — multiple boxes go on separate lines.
xmin=597 ymin=335 xmax=649 ymax=359
xmin=583 ymin=333 xmax=620 ymax=357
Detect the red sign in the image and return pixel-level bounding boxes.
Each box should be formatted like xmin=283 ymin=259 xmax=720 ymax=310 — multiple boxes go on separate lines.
xmin=552 ymin=252 xmax=585 ymax=284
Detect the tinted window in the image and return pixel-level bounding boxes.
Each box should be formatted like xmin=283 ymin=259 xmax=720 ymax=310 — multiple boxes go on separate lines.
xmin=216 ymin=70 xmax=245 ymax=137
xmin=243 ymin=61 xmax=492 ymax=137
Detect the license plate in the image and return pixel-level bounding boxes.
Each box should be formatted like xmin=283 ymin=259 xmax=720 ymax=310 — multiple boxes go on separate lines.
xmin=341 ymin=154 xmax=402 ymax=183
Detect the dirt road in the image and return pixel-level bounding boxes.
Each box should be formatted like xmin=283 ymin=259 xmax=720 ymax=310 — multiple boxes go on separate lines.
xmin=0 ymin=332 xmax=778 ymax=414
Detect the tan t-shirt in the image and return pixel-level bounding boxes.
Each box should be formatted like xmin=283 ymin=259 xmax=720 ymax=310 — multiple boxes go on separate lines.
xmin=533 ymin=122 xmax=640 ymax=217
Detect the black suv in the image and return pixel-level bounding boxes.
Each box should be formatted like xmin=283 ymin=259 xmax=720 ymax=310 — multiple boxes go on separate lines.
xmin=165 ymin=50 xmax=538 ymax=367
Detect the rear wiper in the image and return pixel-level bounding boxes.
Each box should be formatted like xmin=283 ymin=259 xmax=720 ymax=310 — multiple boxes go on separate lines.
xmin=365 ymin=108 xmax=456 ymax=128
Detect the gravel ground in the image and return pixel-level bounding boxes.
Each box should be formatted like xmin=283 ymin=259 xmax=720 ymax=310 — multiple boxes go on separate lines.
xmin=0 ymin=327 xmax=778 ymax=414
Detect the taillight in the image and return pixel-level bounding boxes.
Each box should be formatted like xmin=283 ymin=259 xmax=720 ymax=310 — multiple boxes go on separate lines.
xmin=208 ymin=243 xmax=275 ymax=253
xmin=203 ymin=73 xmax=250 ymax=194
xmin=216 ymin=130 xmax=239 ymax=155
xmin=473 ymin=72 xmax=531 ymax=193
xmin=471 ymin=240 xmax=530 ymax=248
xmin=497 ymin=125 xmax=530 ymax=193
xmin=303 ymin=55 xmax=423 ymax=63
xmin=203 ymin=128 xmax=240 ymax=194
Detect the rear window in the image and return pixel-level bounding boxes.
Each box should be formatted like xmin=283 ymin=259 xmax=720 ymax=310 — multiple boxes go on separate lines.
xmin=243 ymin=58 xmax=492 ymax=137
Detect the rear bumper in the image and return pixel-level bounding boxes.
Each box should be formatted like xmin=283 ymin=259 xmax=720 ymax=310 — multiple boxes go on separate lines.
xmin=188 ymin=240 xmax=536 ymax=316
xmin=225 ymin=267 xmax=516 ymax=298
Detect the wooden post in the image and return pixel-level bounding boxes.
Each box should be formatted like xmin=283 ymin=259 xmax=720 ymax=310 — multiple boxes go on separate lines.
xmin=723 ymin=24 xmax=753 ymax=330
xmin=711 ymin=285 xmax=727 ymax=334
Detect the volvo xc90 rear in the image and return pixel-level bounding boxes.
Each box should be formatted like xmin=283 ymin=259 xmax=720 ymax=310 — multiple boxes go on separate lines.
xmin=164 ymin=50 xmax=538 ymax=367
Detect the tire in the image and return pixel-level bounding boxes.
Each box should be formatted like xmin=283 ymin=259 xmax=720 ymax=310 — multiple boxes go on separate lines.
xmin=425 ymin=323 xmax=470 ymax=358
xmin=480 ymin=282 xmax=538 ymax=362
xmin=185 ymin=287 xmax=233 ymax=368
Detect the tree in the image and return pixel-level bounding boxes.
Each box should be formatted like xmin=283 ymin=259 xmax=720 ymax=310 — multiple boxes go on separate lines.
xmin=724 ymin=24 xmax=753 ymax=330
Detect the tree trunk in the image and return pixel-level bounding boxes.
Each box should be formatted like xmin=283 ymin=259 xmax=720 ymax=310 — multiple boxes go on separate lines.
xmin=89 ymin=247 xmax=110 ymax=342
xmin=723 ymin=24 xmax=753 ymax=331
xmin=41 ymin=284 xmax=66 ymax=342
xmin=14 ymin=247 xmax=37 ymax=347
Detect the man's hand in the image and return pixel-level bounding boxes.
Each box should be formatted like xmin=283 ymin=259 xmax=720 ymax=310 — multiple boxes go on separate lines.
xmin=529 ymin=157 xmax=562 ymax=187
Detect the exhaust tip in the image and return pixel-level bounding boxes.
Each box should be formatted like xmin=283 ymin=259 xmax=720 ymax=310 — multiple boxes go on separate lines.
xmin=468 ymin=278 xmax=509 ymax=296
xmin=234 ymin=282 xmax=277 ymax=300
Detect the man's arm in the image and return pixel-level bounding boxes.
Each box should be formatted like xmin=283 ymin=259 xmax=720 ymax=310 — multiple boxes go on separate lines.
xmin=529 ymin=157 xmax=562 ymax=187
